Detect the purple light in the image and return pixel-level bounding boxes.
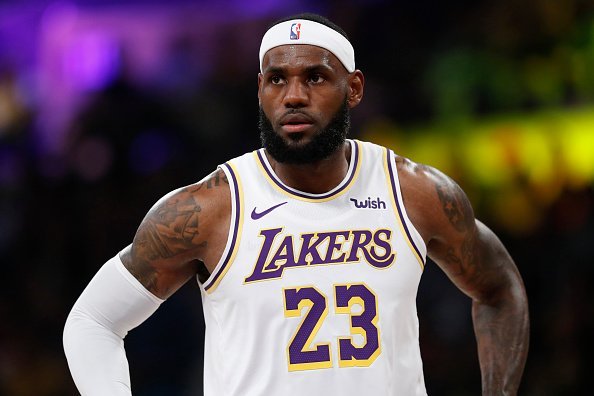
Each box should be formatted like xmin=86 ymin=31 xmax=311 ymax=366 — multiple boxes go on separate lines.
xmin=62 ymin=31 xmax=120 ymax=91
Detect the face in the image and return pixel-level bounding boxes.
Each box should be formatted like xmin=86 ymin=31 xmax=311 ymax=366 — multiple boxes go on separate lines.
xmin=258 ymin=44 xmax=364 ymax=163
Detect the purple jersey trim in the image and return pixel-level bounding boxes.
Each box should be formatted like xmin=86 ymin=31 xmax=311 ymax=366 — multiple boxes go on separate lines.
xmin=204 ymin=163 xmax=241 ymax=291
xmin=256 ymin=140 xmax=360 ymax=201
xmin=386 ymin=149 xmax=425 ymax=265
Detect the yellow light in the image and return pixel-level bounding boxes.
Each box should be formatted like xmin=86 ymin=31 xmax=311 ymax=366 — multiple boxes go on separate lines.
xmin=461 ymin=127 xmax=513 ymax=188
xmin=560 ymin=111 xmax=594 ymax=188
xmin=407 ymin=132 xmax=455 ymax=175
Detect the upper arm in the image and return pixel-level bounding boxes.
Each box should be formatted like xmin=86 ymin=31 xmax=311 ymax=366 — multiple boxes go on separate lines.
xmin=397 ymin=157 xmax=520 ymax=303
xmin=120 ymin=168 xmax=231 ymax=299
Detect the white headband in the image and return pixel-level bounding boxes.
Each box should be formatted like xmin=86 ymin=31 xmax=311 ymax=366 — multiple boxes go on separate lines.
xmin=259 ymin=19 xmax=355 ymax=73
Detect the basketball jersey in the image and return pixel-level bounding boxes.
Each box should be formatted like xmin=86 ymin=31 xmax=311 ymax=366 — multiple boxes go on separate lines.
xmin=199 ymin=140 xmax=428 ymax=395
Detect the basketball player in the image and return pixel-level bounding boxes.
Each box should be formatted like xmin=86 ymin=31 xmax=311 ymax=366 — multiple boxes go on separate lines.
xmin=64 ymin=13 xmax=529 ymax=395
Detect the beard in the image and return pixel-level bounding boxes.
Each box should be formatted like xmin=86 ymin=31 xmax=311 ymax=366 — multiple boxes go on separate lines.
xmin=259 ymin=99 xmax=351 ymax=164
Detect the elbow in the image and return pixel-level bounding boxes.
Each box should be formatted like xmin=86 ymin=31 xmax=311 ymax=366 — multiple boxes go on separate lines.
xmin=473 ymin=269 xmax=529 ymax=322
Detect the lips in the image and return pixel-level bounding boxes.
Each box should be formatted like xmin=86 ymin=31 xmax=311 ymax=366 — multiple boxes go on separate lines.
xmin=279 ymin=112 xmax=314 ymax=133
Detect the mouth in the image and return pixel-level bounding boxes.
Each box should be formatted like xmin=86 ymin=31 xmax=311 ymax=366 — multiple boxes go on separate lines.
xmin=279 ymin=113 xmax=315 ymax=134
xmin=280 ymin=123 xmax=313 ymax=133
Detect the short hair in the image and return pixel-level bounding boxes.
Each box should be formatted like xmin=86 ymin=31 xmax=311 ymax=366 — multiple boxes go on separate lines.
xmin=269 ymin=13 xmax=349 ymax=41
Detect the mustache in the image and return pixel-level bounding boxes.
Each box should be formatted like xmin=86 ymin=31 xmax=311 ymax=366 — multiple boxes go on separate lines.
xmin=282 ymin=109 xmax=311 ymax=116
xmin=278 ymin=109 xmax=315 ymax=123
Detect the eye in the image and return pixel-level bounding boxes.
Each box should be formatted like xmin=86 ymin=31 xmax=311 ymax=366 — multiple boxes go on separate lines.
xmin=270 ymin=75 xmax=285 ymax=85
xmin=308 ymin=74 xmax=326 ymax=84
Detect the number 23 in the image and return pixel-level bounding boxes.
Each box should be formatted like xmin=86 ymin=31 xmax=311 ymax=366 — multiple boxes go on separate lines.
xmin=283 ymin=284 xmax=381 ymax=371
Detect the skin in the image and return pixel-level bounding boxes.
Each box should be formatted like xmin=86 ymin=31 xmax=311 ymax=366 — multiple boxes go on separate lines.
xmin=120 ymin=44 xmax=529 ymax=394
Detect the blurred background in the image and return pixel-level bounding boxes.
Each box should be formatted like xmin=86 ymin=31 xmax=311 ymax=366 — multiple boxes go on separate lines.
xmin=1 ymin=0 xmax=593 ymax=394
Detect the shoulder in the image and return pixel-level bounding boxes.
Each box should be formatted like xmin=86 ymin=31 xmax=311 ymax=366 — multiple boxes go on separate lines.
xmin=122 ymin=168 xmax=232 ymax=291
xmin=393 ymin=157 xmax=525 ymax=308
xmin=148 ymin=167 xmax=231 ymax=235
xmin=394 ymin=154 xmax=475 ymax=245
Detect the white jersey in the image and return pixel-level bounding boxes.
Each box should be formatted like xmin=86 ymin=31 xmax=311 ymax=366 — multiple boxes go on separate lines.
xmin=199 ymin=140 xmax=428 ymax=395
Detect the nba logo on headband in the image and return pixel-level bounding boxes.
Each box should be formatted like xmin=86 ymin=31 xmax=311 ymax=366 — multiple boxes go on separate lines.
xmin=260 ymin=19 xmax=355 ymax=72
xmin=290 ymin=23 xmax=301 ymax=40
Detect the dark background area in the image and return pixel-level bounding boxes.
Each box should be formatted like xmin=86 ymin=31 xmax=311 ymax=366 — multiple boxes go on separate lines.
xmin=1 ymin=0 xmax=594 ymax=394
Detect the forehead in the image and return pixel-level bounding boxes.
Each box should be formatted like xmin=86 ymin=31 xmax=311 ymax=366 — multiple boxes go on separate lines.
xmin=261 ymin=44 xmax=343 ymax=72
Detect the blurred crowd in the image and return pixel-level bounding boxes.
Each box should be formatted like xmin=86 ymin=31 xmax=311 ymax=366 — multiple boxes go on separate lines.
xmin=1 ymin=0 xmax=594 ymax=395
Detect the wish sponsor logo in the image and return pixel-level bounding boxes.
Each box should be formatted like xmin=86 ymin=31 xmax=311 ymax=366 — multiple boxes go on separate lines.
xmin=350 ymin=197 xmax=387 ymax=210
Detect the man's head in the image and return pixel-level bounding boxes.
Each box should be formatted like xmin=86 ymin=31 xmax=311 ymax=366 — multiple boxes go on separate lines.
xmin=257 ymin=13 xmax=364 ymax=164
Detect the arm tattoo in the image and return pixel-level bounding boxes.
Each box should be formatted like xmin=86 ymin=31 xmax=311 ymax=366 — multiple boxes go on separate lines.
xmin=125 ymin=168 xmax=226 ymax=293
xmin=206 ymin=169 xmax=228 ymax=189
xmin=435 ymin=182 xmax=473 ymax=233
xmin=444 ymin=231 xmax=477 ymax=278
xmin=434 ymin=179 xmax=481 ymax=286
xmin=126 ymin=186 xmax=207 ymax=293
xmin=434 ymin=178 xmax=508 ymax=300
xmin=145 ymin=169 xmax=227 ymax=254
xmin=146 ymin=191 xmax=203 ymax=257
xmin=191 ymin=168 xmax=229 ymax=191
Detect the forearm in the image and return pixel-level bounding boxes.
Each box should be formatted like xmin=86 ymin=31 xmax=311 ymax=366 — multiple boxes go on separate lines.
xmin=472 ymin=281 xmax=529 ymax=395
xmin=63 ymin=254 xmax=163 ymax=395
xmin=63 ymin=312 xmax=132 ymax=395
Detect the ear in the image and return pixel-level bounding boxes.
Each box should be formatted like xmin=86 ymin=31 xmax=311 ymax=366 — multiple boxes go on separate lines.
xmin=347 ymin=70 xmax=364 ymax=109
xmin=257 ymin=73 xmax=263 ymax=105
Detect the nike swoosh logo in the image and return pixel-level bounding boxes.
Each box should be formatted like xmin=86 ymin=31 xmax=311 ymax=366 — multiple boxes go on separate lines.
xmin=251 ymin=202 xmax=288 ymax=220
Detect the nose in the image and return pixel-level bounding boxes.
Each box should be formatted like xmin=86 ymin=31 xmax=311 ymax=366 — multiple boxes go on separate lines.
xmin=282 ymin=78 xmax=308 ymax=108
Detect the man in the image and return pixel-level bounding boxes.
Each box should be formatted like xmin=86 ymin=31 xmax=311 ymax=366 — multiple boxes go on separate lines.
xmin=64 ymin=13 xmax=529 ymax=395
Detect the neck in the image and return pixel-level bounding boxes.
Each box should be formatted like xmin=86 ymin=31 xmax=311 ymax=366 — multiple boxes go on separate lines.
xmin=265 ymin=141 xmax=351 ymax=194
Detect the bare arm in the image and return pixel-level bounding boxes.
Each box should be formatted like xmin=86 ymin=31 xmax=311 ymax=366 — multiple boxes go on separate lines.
xmin=398 ymin=158 xmax=529 ymax=395
xmin=122 ymin=168 xmax=231 ymax=298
